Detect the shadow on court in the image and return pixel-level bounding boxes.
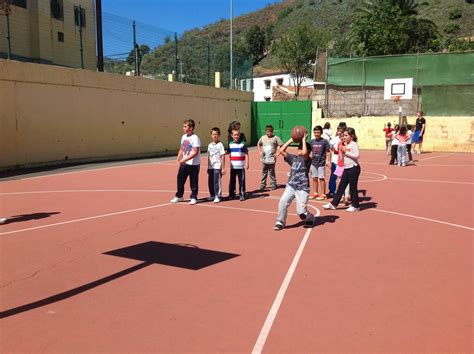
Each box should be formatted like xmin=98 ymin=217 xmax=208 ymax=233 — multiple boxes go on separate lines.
xmin=359 ymin=202 xmax=378 ymax=211
xmin=0 ymin=242 xmax=239 ymax=319
xmin=4 ymin=212 xmax=61 ymax=224
xmin=285 ymin=215 xmax=340 ymax=229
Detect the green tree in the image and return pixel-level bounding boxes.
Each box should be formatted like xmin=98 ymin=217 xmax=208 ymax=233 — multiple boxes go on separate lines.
xmin=245 ymin=25 xmax=266 ymax=65
xmin=273 ymin=23 xmax=327 ymax=99
xmin=351 ymin=0 xmax=438 ymax=56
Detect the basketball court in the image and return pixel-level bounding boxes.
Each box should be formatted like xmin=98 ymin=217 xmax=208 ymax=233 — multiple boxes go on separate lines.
xmin=1 ymin=149 xmax=472 ymax=352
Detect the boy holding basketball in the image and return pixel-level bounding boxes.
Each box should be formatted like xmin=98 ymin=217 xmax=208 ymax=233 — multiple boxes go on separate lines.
xmin=274 ymin=130 xmax=315 ymax=231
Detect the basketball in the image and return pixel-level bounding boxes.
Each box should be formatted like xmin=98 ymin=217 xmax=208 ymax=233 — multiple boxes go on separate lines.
xmin=291 ymin=126 xmax=308 ymax=143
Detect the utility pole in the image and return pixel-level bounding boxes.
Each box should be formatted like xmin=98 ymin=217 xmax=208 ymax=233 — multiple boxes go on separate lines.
xmin=77 ymin=5 xmax=84 ymax=69
xmin=174 ymin=32 xmax=179 ymax=81
xmin=230 ymin=0 xmax=233 ymax=89
xmin=133 ymin=20 xmax=138 ymax=75
xmin=207 ymin=40 xmax=211 ymax=86
xmin=95 ymin=0 xmax=104 ymax=71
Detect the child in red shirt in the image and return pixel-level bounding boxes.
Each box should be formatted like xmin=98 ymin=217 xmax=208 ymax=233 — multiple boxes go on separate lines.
xmin=383 ymin=122 xmax=394 ymax=155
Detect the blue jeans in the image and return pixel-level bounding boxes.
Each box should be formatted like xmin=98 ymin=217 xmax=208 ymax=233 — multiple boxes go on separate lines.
xmin=397 ymin=145 xmax=407 ymax=166
xmin=329 ymin=162 xmax=337 ymax=194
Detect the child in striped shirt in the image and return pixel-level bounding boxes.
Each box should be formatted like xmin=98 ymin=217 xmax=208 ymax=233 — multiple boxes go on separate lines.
xmin=227 ymin=129 xmax=249 ymax=201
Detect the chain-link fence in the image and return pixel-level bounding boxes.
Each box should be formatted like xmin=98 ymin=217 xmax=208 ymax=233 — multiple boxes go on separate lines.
xmin=0 ymin=0 xmax=252 ymax=89
xmin=108 ymin=12 xmax=253 ymax=88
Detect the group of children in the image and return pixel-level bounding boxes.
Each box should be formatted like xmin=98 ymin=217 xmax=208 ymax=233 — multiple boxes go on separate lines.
xmin=170 ymin=119 xmax=250 ymax=205
xmin=169 ymin=118 xmax=362 ymax=232
xmin=383 ymin=111 xmax=427 ymax=166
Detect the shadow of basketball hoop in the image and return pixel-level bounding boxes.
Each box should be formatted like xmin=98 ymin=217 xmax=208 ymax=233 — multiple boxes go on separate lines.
xmin=0 ymin=242 xmax=239 ymax=319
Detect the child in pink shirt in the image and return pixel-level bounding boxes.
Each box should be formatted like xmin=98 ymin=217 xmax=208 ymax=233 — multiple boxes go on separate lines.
xmin=396 ymin=126 xmax=410 ymax=167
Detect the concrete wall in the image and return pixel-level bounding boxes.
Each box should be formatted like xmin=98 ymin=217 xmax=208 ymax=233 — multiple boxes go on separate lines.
xmin=0 ymin=60 xmax=253 ymax=170
xmin=0 ymin=0 xmax=96 ymax=70
xmin=313 ymin=115 xmax=474 ymax=153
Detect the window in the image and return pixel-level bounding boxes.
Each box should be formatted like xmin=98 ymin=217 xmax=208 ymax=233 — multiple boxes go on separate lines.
xmin=74 ymin=6 xmax=86 ymax=28
xmin=276 ymin=78 xmax=283 ymax=86
xmin=264 ymin=80 xmax=271 ymax=90
xmin=51 ymin=0 xmax=63 ymax=20
xmin=57 ymin=32 xmax=64 ymax=42
xmin=12 ymin=0 xmax=27 ymax=8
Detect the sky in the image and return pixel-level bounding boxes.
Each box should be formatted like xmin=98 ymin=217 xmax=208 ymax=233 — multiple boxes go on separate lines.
xmin=102 ymin=0 xmax=281 ymax=34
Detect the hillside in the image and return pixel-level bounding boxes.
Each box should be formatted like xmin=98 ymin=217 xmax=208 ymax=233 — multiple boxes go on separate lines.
xmin=106 ymin=0 xmax=474 ymax=83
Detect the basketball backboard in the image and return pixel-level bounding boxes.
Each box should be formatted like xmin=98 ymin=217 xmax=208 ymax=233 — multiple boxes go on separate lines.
xmin=384 ymin=78 xmax=413 ymax=100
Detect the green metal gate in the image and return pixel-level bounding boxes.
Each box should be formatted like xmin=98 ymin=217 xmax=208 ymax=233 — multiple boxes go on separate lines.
xmin=251 ymin=101 xmax=312 ymax=145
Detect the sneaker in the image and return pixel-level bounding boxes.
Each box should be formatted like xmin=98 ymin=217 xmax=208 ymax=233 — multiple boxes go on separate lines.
xmin=271 ymin=185 xmax=278 ymax=190
xmin=239 ymin=195 xmax=246 ymax=201
xmin=346 ymin=206 xmax=360 ymax=212
xmin=417 ymin=151 xmax=421 ymax=154
xmin=309 ymin=193 xmax=318 ymax=200
xmin=170 ymin=197 xmax=183 ymax=203
xmin=273 ymin=223 xmax=284 ymax=231
xmin=259 ymin=186 xmax=266 ymax=192
xmin=322 ymin=203 xmax=336 ymax=210
xmin=189 ymin=198 xmax=197 ymax=205
xmin=0 ymin=217 xmax=7 ymax=225
xmin=316 ymin=194 xmax=327 ymax=201
xmin=207 ymin=196 xmax=214 ymax=201
xmin=213 ymin=197 xmax=220 ymax=203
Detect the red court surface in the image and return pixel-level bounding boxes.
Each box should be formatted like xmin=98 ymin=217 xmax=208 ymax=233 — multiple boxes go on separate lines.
xmin=1 ymin=150 xmax=472 ymax=353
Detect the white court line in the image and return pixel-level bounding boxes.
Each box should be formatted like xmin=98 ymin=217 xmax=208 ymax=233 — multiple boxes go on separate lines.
xmin=12 ymin=161 xmax=165 ymax=181
xmin=417 ymin=153 xmax=455 ymax=161
xmin=388 ymin=177 xmax=474 ymax=185
xmin=369 ymin=209 xmax=474 ymax=231
xmin=252 ymin=206 xmax=320 ymax=354
xmin=308 ymin=199 xmax=473 ymax=231
xmin=0 ymin=194 xmax=306 ymax=235
xmin=0 ymin=189 xmax=175 ymax=196
xmin=192 ymin=203 xmax=296 ymax=217
xmin=0 ymin=202 xmax=172 ymax=236
xmin=364 ymin=162 xmax=473 ymax=167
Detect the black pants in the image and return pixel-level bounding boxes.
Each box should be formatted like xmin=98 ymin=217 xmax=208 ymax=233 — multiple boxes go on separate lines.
xmin=406 ymin=143 xmax=413 ymax=162
xmin=331 ymin=165 xmax=361 ymax=208
xmin=229 ymin=168 xmax=246 ymax=197
xmin=176 ymin=164 xmax=200 ymax=199
xmin=389 ymin=145 xmax=398 ymax=164
xmin=208 ymin=169 xmax=222 ymax=197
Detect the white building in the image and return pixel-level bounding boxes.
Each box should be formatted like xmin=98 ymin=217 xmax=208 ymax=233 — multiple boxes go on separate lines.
xmin=250 ymin=72 xmax=315 ymax=102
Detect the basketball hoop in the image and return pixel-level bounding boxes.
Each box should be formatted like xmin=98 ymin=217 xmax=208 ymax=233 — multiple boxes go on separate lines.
xmin=391 ymin=95 xmax=401 ymax=103
xmin=0 ymin=0 xmax=13 ymax=16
